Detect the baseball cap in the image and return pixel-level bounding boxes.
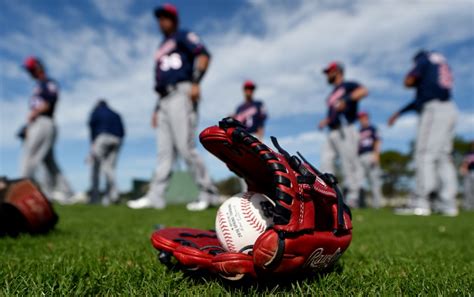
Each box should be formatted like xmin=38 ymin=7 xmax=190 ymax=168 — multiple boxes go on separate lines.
xmin=243 ymin=80 xmax=256 ymax=89
xmin=323 ymin=62 xmax=344 ymax=74
xmin=358 ymin=111 xmax=369 ymax=118
xmin=154 ymin=3 xmax=178 ymax=21
xmin=23 ymin=56 xmax=42 ymax=71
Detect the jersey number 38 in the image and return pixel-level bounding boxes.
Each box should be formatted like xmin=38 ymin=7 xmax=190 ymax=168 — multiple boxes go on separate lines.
xmin=159 ymin=53 xmax=182 ymax=71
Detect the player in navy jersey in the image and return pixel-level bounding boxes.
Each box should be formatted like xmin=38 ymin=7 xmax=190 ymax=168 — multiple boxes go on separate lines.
xmin=388 ymin=50 xmax=458 ymax=216
xmin=358 ymin=112 xmax=384 ymax=208
xmin=127 ymin=3 xmax=219 ymax=211
xmin=233 ymin=80 xmax=267 ymax=140
xmin=460 ymin=142 xmax=474 ymax=210
xmin=319 ymin=62 xmax=368 ymax=207
xmin=20 ymin=56 xmax=73 ymax=203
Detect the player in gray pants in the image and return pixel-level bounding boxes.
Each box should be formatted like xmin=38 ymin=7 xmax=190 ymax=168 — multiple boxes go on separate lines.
xmin=389 ymin=50 xmax=458 ymax=216
xmin=127 ymin=4 xmax=219 ymax=211
xmin=319 ymin=62 xmax=368 ymax=207
xmin=460 ymin=145 xmax=474 ymax=210
xmin=20 ymin=56 xmax=73 ymax=203
xmin=358 ymin=112 xmax=384 ymax=208
xmin=88 ymin=100 xmax=124 ymax=205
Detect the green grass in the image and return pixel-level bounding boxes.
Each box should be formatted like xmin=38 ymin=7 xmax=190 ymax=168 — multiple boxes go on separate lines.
xmin=1 ymin=205 xmax=473 ymax=295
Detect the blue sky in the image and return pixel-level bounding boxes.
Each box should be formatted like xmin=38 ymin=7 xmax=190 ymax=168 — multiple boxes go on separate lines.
xmin=1 ymin=0 xmax=473 ymax=193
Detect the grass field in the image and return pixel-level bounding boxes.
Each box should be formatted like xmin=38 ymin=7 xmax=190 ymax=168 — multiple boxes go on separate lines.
xmin=1 ymin=204 xmax=473 ymax=296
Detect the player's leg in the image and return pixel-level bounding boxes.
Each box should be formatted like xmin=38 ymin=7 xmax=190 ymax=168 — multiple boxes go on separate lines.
xmin=102 ymin=136 xmax=121 ymax=205
xmin=128 ymin=106 xmax=174 ymax=209
xmin=90 ymin=135 xmax=106 ymax=204
xmin=320 ymin=135 xmax=336 ymax=175
xmin=20 ymin=118 xmax=48 ymax=180
xmin=412 ymin=102 xmax=437 ymax=213
xmin=42 ymin=122 xmax=73 ymax=201
xmin=465 ymin=172 xmax=474 ymax=210
xmin=343 ymin=125 xmax=364 ymax=207
xmin=169 ymin=83 xmax=218 ymax=210
xmin=434 ymin=101 xmax=458 ymax=215
xmin=367 ymin=153 xmax=383 ymax=208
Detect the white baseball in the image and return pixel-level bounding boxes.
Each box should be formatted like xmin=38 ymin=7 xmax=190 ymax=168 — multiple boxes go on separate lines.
xmin=215 ymin=192 xmax=274 ymax=253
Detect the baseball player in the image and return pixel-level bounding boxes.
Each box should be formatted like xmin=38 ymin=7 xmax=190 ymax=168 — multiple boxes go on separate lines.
xmin=88 ymin=100 xmax=125 ymax=206
xmin=318 ymin=62 xmax=368 ymax=207
xmin=233 ymin=80 xmax=268 ymax=192
xmin=127 ymin=3 xmax=219 ymax=211
xmin=460 ymin=142 xmax=474 ymax=210
xmin=358 ymin=112 xmax=384 ymax=208
xmin=20 ymin=56 xmax=73 ymax=203
xmin=233 ymin=80 xmax=267 ymax=140
xmin=388 ymin=50 xmax=458 ymax=216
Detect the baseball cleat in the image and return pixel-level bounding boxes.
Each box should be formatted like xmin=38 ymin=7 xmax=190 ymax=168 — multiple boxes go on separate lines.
xmin=127 ymin=196 xmax=165 ymax=209
xmin=394 ymin=207 xmax=431 ymax=216
xmin=186 ymin=200 xmax=210 ymax=211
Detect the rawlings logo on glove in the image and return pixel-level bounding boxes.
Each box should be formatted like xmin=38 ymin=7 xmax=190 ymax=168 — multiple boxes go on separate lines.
xmin=151 ymin=118 xmax=352 ymax=280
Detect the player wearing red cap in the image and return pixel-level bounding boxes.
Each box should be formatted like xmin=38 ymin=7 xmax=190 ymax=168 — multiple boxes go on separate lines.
xmin=233 ymin=80 xmax=267 ymax=140
xmin=318 ymin=62 xmax=368 ymax=207
xmin=21 ymin=56 xmax=74 ymax=203
xmin=127 ymin=3 xmax=219 ymax=211
xmin=358 ymin=112 xmax=384 ymax=208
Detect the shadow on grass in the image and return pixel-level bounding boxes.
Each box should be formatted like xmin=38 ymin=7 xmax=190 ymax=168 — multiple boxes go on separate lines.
xmin=163 ymin=258 xmax=345 ymax=293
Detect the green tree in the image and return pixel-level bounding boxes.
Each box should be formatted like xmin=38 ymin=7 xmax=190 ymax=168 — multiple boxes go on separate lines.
xmin=380 ymin=150 xmax=413 ymax=197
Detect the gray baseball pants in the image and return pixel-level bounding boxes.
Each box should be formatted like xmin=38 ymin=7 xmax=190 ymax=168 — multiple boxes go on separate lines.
xmin=463 ymin=172 xmax=474 ymax=210
xmin=20 ymin=116 xmax=72 ymax=199
xmin=320 ymin=124 xmax=363 ymax=205
xmin=359 ymin=152 xmax=383 ymax=208
xmin=91 ymin=133 xmax=121 ymax=204
xmin=412 ymin=100 xmax=458 ymax=212
xmin=148 ymin=82 xmax=217 ymax=206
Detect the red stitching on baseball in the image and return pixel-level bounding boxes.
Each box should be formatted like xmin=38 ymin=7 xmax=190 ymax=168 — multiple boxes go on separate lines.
xmin=240 ymin=193 xmax=267 ymax=234
xmin=217 ymin=211 xmax=236 ymax=251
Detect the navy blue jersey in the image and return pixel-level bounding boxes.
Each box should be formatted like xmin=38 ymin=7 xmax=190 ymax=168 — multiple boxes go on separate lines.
xmin=359 ymin=125 xmax=380 ymax=155
xmin=400 ymin=51 xmax=453 ymax=114
xmin=89 ymin=103 xmax=125 ymax=142
xmin=234 ymin=100 xmax=267 ymax=134
xmin=154 ymin=29 xmax=209 ymax=95
xmin=326 ymin=81 xmax=362 ymax=129
xmin=464 ymin=151 xmax=474 ymax=172
xmin=30 ymin=78 xmax=58 ymax=118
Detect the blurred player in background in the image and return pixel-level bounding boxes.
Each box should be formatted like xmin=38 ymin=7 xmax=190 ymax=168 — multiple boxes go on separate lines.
xmin=358 ymin=111 xmax=384 ymax=208
xmin=127 ymin=3 xmax=219 ymax=211
xmin=233 ymin=80 xmax=267 ymax=140
xmin=460 ymin=142 xmax=474 ymax=210
xmin=20 ymin=56 xmax=74 ymax=203
xmin=388 ymin=50 xmax=458 ymax=216
xmin=233 ymin=80 xmax=268 ymax=192
xmin=88 ymin=99 xmax=124 ymax=206
xmin=318 ymin=62 xmax=368 ymax=207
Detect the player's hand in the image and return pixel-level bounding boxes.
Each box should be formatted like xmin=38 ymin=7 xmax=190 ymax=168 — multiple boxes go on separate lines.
xmin=388 ymin=112 xmax=399 ymax=127
xmin=318 ymin=119 xmax=328 ymax=130
xmin=190 ymin=83 xmax=200 ymax=103
xmin=151 ymin=112 xmax=158 ymax=129
xmin=373 ymin=153 xmax=380 ymax=164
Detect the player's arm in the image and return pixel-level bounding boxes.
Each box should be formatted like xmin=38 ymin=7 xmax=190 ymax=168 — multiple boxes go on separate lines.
xmin=190 ymin=53 xmax=210 ymax=103
xmin=388 ymin=99 xmax=416 ymax=126
xmin=27 ymin=100 xmax=50 ymax=123
xmin=373 ymin=139 xmax=381 ymax=163
xmin=349 ymin=85 xmax=368 ymax=102
xmin=459 ymin=158 xmax=469 ymax=176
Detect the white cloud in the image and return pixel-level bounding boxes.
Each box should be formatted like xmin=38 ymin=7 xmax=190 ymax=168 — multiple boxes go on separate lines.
xmin=90 ymin=0 xmax=134 ymax=21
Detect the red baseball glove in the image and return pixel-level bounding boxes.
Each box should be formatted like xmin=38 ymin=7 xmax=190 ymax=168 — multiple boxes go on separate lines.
xmin=151 ymin=118 xmax=352 ymax=280
xmin=0 ymin=177 xmax=58 ymax=237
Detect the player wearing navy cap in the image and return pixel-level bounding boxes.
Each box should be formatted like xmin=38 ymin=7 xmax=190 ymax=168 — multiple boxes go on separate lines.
xmin=318 ymin=62 xmax=368 ymax=207
xmin=388 ymin=50 xmax=458 ymax=216
xmin=233 ymin=80 xmax=267 ymax=140
xmin=127 ymin=3 xmax=219 ymax=211
xmin=358 ymin=112 xmax=384 ymax=208
xmin=20 ymin=56 xmax=73 ymax=203
xmin=88 ymin=100 xmax=125 ymax=206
